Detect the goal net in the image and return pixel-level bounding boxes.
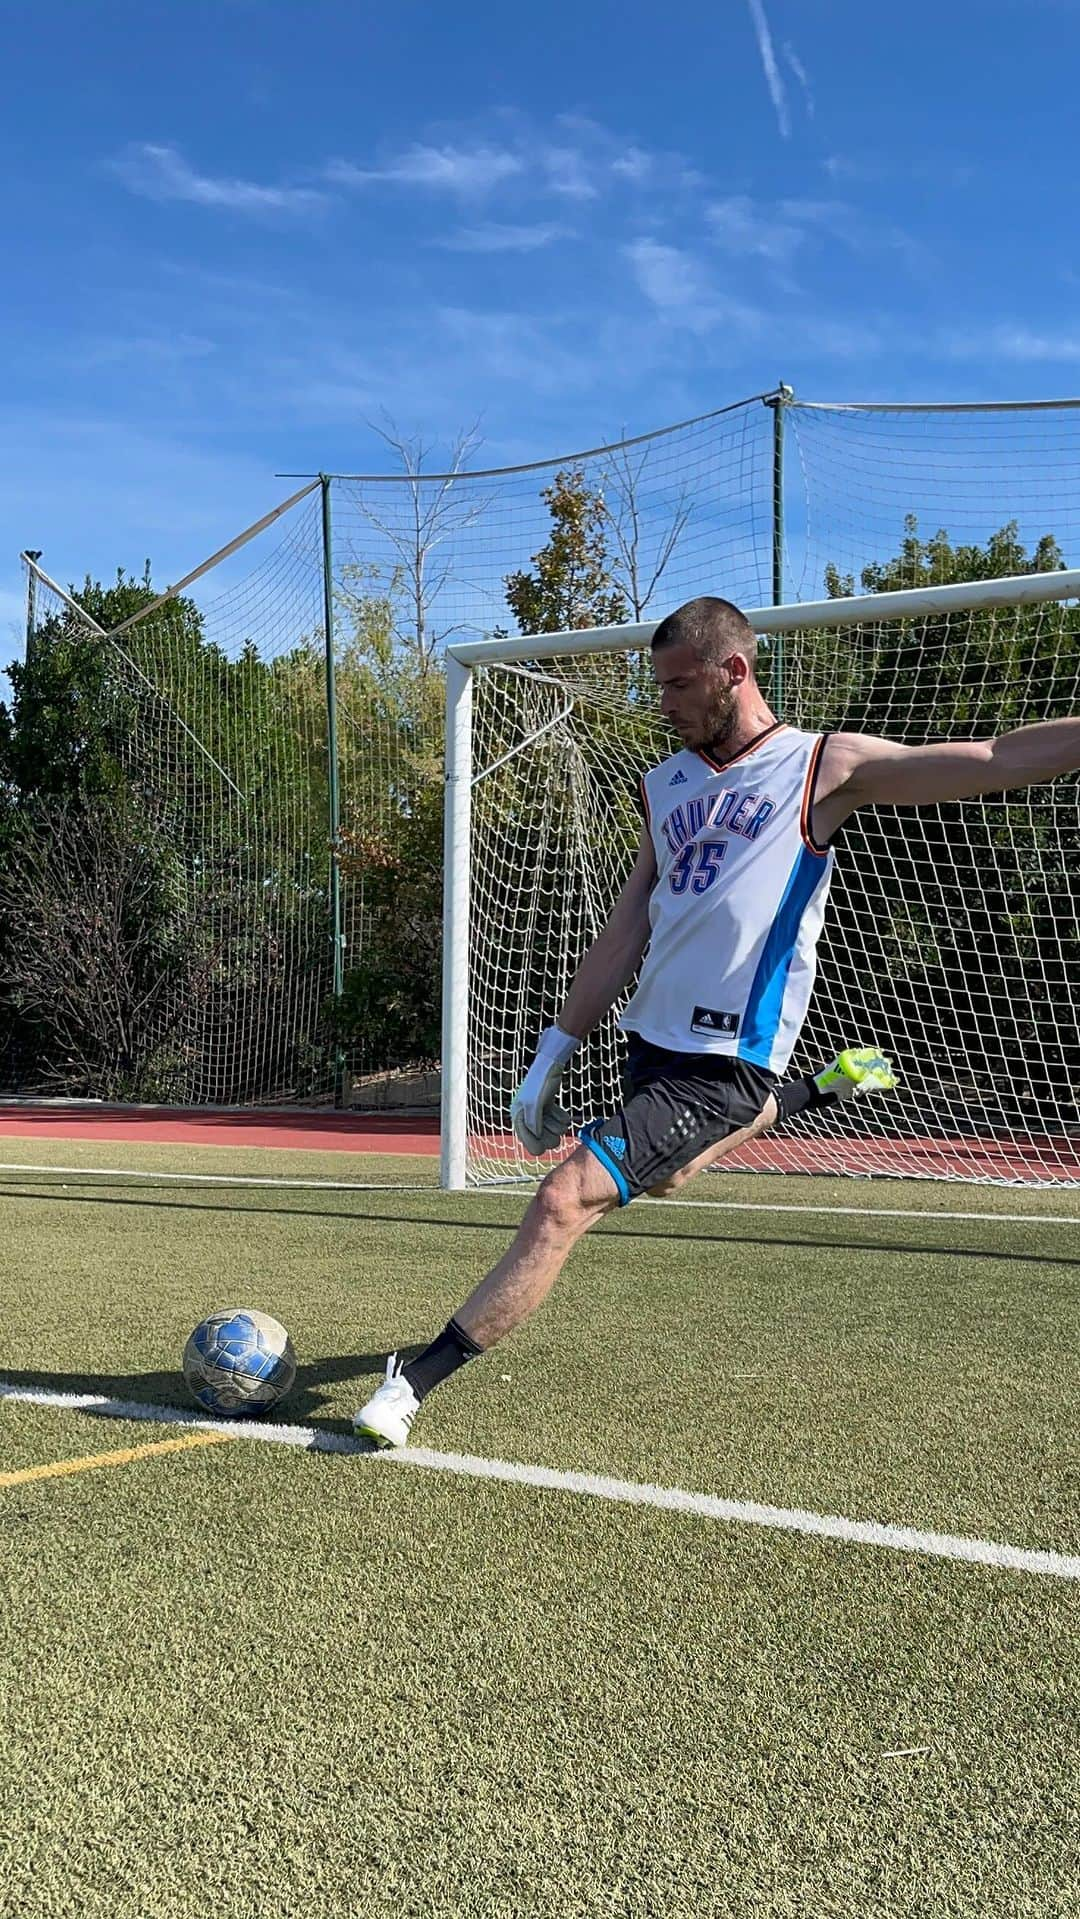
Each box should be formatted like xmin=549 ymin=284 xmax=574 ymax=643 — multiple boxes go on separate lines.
xmin=446 ymin=568 xmax=1080 ymax=1188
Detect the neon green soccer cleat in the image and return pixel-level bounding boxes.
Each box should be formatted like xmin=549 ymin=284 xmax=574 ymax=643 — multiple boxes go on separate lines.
xmin=814 ymin=1046 xmax=897 ymax=1100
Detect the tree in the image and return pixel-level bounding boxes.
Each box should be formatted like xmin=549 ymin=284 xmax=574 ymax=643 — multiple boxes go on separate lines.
xmin=504 ymin=467 xmax=629 ymax=635
xmin=824 ymin=514 xmax=1064 ymax=600
xmin=327 ymin=564 xmax=446 ymax=1072
xmin=818 ymin=518 xmax=1070 ymax=738
xmin=349 ymin=422 xmax=492 ymax=670
xmin=0 ymin=565 xmax=193 ymax=814
xmin=804 ymin=518 xmax=1080 ymax=1131
xmin=0 ymin=798 xmax=216 ymax=1100
xmin=0 ymin=566 xmax=336 ymax=1102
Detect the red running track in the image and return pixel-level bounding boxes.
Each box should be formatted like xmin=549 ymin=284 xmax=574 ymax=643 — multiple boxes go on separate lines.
xmin=0 ymin=1105 xmax=441 ymax=1156
xmin=1 ymin=1104 xmax=1079 ymax=1182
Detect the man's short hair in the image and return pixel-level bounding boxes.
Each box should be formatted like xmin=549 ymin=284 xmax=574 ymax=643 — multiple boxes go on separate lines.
xmin=651 ymin=596 xmax=758 ymax=677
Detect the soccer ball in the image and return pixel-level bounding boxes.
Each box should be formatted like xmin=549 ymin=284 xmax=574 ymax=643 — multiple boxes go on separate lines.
xmin=182 ymin=1308 xmax=296 ymax=1417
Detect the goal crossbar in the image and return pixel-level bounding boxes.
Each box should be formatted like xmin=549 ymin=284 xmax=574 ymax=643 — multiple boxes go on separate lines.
xmin=447 ymin=567 xmax=1080 ymax=667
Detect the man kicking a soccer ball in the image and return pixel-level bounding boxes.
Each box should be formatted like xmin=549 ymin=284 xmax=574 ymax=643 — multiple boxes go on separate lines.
xmin=355 ymin=592 xmax=1080 ymax=1447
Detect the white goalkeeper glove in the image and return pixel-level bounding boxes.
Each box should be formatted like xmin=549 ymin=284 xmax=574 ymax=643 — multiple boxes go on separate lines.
xmin=510 ymin=1025 xmax=581 ymax=1156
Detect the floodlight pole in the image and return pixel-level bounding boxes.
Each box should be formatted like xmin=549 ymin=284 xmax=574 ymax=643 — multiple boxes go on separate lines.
xmin=320 ymin=477 xmax=346 ymax=1108
xmin=765 ymin=383 xmax=793 ymax=714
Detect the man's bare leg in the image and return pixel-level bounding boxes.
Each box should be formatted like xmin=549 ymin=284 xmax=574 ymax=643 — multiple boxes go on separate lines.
xmin=453 ymin=1147 xmax=621 ymax=1348
xmin=351 ymin=1091 xmax=785 ymax=1446
xmin=353 ymin=1046 xmax=896 ymax=1442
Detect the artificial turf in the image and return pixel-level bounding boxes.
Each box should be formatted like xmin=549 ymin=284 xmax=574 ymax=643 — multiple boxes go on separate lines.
xmin=2 ymin=1142 xmax=1077 ymax=1917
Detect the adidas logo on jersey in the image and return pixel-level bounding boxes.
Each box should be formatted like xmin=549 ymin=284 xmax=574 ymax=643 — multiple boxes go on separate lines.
xmin=691 ymin=1005 xmax=739 ymax=1036
xmin=601 ymin=1134 xmax=627 ymax=1160
xmin=668 ymin=769 xmax=688 ymax=786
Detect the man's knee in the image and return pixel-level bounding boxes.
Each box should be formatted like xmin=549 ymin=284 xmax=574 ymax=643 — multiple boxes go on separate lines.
xmin=534 ymin=1148 xmax=620 ymax=1239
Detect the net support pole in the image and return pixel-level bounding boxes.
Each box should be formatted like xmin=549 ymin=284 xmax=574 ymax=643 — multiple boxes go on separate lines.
xmin=766 ymin=383 xmax=793 ymax=712
xmin=441 ymin=653 xmax=473 ymax=1190
xmin=320 ymin=477 xmax=346 ymax=1109
xmin=21 ymin=550 xmax=42 ymax=664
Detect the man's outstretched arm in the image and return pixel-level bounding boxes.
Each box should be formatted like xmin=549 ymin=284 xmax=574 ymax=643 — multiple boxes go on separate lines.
xmin=818 ymin=718 xmax=1080 ymax=828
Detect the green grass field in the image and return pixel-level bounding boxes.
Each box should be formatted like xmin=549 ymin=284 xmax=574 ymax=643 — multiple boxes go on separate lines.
xmin=2 ymin=1137 xmax=1078 ymax=1919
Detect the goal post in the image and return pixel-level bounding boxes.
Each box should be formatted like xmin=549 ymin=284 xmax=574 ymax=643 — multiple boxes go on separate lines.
xmin=443 ymin=566 xmax=1080 ymax=1191
xmin=441 ymin=652 xmax=473 ymax=1190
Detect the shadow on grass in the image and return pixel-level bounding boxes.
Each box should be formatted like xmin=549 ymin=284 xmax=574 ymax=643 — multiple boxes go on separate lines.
xmin=0 ymin=1181 xmax=1077 ymax=1270
xmin=0 ymin=1346 xmax=426 ymax=1431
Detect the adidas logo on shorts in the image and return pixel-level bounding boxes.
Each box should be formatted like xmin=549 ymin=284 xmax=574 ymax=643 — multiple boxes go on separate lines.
xmin=602 ymin=1134 xmax=627 ymax=1160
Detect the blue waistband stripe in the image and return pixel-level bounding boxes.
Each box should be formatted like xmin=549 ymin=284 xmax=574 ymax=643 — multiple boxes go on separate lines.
xmin=578 ymin=1123 xmax=632 ymax=1206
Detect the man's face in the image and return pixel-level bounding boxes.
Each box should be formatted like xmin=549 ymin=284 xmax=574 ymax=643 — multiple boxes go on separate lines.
xmin=652 ymin=639 xmax=739 ymax=752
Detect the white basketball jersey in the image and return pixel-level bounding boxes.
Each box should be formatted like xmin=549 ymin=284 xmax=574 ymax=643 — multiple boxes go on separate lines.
xmin=620 ymin=723 xmax=834 ymax=1075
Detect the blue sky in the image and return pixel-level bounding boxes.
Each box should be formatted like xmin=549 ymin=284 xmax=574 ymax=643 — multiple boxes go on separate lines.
xmin=3 ymin=0 xmax=1079 ymax=664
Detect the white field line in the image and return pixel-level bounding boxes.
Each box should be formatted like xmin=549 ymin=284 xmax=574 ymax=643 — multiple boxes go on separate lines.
xmin=3 ymin=1383 xmax=1077 ymax=1582
xmin=1 ymin=1160 xmax=1079 ymax=1228
xmin=648 ymin=1196 xmax=1080 ymax=1227
xmin=0 ymin=1161 xmax=433 ymax=1194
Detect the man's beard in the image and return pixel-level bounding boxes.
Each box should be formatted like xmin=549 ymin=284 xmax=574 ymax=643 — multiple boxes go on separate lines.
xmin=686 ymin=682 xmax=738 ymax=755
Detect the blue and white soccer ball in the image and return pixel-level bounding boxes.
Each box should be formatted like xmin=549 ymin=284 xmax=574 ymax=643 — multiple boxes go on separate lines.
xmin=182 ymin=1308 xmax=297 ymax=1417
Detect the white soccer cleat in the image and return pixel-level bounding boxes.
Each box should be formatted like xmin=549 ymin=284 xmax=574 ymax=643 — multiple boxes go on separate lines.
xmin=814 ymin=1045 xmax=897 ymax=1100
xmin=352 ymin=1354 xmax=420 ymax=1449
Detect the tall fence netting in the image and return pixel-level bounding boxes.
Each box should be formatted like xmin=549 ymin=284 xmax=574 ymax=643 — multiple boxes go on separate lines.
xmin=786 ymin=400 xmax=1080 ymax=600
xmin=4 ymin=392 xmax=1080 ymax=1186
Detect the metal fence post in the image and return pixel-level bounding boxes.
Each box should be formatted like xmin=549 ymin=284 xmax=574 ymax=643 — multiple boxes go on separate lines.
xmin=22 ymin=550 xmax=42 ymax=664
xmin=764 ymin=384 xmax=793 ymax=713
xmin=320 ymin=478 xmax=346 ymax=1108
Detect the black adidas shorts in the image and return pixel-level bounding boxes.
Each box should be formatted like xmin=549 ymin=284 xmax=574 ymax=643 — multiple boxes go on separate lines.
xmin=578 ymin=1034 xmax=777 ymax=1206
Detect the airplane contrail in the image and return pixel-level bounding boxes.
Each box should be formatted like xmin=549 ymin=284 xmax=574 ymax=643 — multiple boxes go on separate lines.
xmin=746 ymin=0 xmax=791 ymax=139
xmin=783 ymin=39 xmax=815 ymax=118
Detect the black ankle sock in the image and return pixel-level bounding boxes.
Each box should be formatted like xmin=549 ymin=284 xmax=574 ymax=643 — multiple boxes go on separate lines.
xmin=401 ymin=1319 xmax=484 ymax=1402
xmin=775 ymin=1070 xmax=840 ymax=1124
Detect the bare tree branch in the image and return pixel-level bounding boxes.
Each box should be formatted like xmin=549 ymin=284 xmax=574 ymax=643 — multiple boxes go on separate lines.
xmin=350 ymin=420 xmax=494 ymax=669
xmin=601 ymin=441 xmax=693 ymax=620
xmin=0 ymin=800 xmax=227 ymax=1098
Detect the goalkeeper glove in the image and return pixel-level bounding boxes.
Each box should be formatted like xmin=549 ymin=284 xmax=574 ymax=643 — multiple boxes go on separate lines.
xmin=510 ymin=1025 xmax=580 ymax=1156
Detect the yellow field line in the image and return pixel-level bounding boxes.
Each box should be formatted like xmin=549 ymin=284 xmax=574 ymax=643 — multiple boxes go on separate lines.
xmin=0 ymin=1429 xmax=236 ymax=1488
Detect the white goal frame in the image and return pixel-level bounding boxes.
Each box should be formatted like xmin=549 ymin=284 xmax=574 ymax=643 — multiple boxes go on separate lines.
xmin=440 ymin=568 xmax=1080 ymax=1190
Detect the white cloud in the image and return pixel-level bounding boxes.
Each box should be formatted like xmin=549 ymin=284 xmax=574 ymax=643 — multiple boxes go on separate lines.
xmin=708 ymin=195 xmax=805 ymax=263
xmin=625 ymin=239 xmax=710 ymax=314
xmin=706 ymin=194 xmax=924 ymax=278
xmin=327 ymin=120 xmax=698 ymax=210
xmin=777 ymin=197 xmax=852 ymax=227
xmin=437 ymin=222 xmax=572 ymax=253
xmin=326 ymin=144 xmax=523 ymax=196
xmin=745 ymin=0 xmax=790 ymax=139
xmin=81 ymin=332 xmax=218 ymax=367
xmin=623 ymin=240 xmax=763 ymax=335
xmin=541 ymin=146 xmax=599 ymax=200
xmin=825 ymin=151 xmax=975 ymax=191
xmin=109 ymin=143 xmax=326 ymax=215
xmin=943 ymin=325 xmax=1080 ymax=363
xmin=611 ymin=146 xmax=653 ymax=184
xmin=624 ymin=238 xmax=891 ymax=361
